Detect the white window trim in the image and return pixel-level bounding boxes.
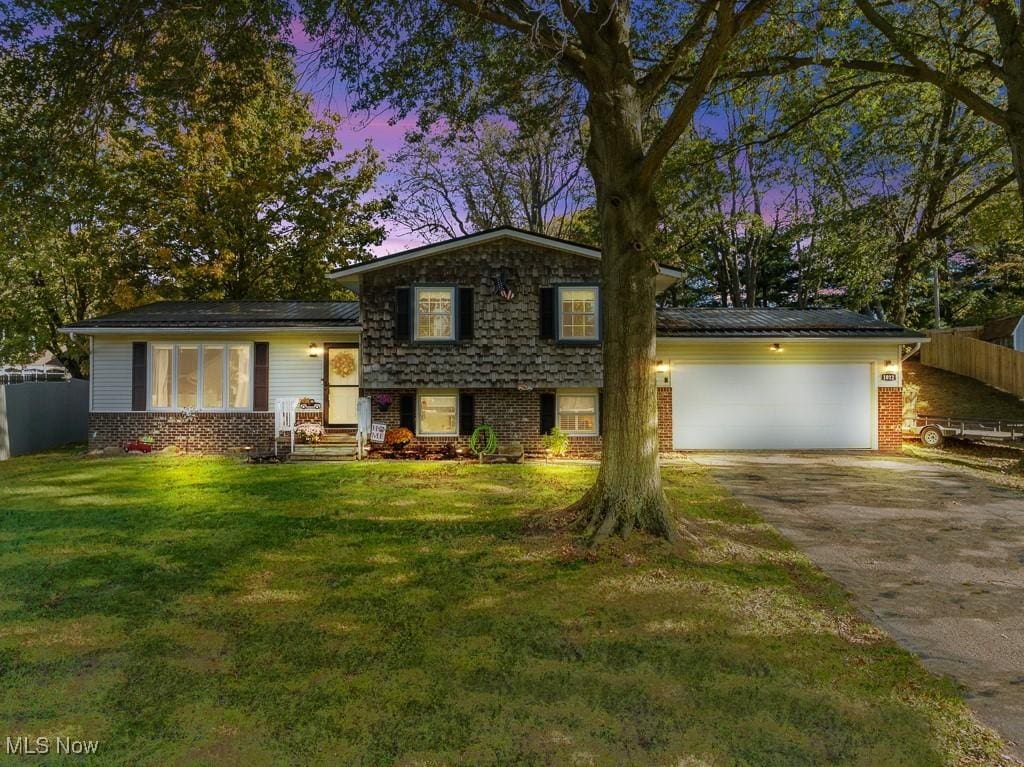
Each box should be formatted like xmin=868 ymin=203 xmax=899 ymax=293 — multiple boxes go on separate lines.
xmin=414 ymin=285 xmax=456 ymax=342
xmin=556 ymin=285 xmax=600 ymax=341
xmin=416 ymin=389 xmax=459 ymax=436
xmin=147 ymin=342 xmax=254 ymax=413
xmin=556 ymin=389 xmax=599 ymax=436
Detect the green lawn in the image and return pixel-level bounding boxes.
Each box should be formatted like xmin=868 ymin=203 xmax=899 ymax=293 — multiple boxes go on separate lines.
xmin=0 ymin=452 xmax=1011 ymax=766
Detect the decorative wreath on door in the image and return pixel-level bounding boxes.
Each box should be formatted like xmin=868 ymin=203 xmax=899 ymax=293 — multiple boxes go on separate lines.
xmin=331 ymin=351 xmax=356 ymax=378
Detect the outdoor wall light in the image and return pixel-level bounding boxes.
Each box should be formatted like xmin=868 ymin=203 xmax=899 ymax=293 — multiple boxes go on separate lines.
xmin=769 ymin=343 xmax=783 ymax=353
xmin=654 ymin=361 xmax=669 ymax=373
xmin=884 ymin=359 xmax=898 ymax=372
xmin=308 ymin=343 xmax=321 ymax=357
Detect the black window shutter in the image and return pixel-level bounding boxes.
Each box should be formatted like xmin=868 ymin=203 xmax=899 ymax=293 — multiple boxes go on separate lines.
xmin=131 ymin=342 xmax=147 ymax=411
xmin=539 ymin=392 xmax=556 ymax=434
xmin=539 ymin=287 xmax=555 ymax=339
xmin=253 ymin=342 xmax=269 ymax=411
xmin=598 ymin=391 xmax=604 ymax=435
xmin=395 ymin=287 xmax=411 ymax=341
xmin=399 ymin=394 xmax=416 ymax=431
xmin=459 ymin=393 xmax=475 ymax=435
xmin=457 ymin=287 xmax=474 ymax=340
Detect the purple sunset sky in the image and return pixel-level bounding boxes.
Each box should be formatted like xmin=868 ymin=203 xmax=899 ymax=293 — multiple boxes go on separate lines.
xmin=290 ymin=20 xmax=426 ymax=255
xmin=288 ymin=20 xmax=786 ymax=257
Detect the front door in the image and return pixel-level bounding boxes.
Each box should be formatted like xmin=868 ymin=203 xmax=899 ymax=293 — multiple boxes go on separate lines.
xmin=324 ymin=344 xmax=359 ymax=427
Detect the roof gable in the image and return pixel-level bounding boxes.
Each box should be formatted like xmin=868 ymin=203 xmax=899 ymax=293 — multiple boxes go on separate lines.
xmin=329 ymin=227 xmax=682 ymax=293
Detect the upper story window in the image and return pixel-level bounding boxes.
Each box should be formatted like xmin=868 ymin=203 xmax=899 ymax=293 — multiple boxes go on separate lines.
xmin=558 ymin=286 xmax=599 ymax=341
xmin=414 ymin=286 xmax=455 ymax=341
xmin=150 ymin=343 xmax=251 ymax=411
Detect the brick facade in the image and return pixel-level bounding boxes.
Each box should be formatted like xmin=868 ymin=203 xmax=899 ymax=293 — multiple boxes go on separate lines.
xmin=89 ymin=412 xmax=276 ymax=454
xmin=363 ymin=388 xmax=602 ymax=458
xmin=657 ymin=387 xmax=673 ymax=453
xmin=877 ymin=386 xmax=904 ymax=452
xmin=360 ymin=241 xmax=603 ymax=389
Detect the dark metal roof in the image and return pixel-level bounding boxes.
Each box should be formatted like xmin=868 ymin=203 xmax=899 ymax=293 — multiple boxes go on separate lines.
xmin=656 ymin=308 xmax=926 ymax=338
xmin=64 ymin=301 xmax=360 ymax=329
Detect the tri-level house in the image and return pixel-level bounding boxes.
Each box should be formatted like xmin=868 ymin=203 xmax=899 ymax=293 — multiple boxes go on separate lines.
xmin=64 ymin=227 xmax=925 ymax=456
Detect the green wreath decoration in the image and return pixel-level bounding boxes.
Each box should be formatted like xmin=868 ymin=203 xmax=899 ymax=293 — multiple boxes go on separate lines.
xmin=469 ymin=424 xmax=498 ymax=459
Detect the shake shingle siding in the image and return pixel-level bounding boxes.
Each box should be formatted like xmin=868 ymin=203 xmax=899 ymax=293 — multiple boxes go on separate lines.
xmin=359 ymin=240 xmax=604 ymax=388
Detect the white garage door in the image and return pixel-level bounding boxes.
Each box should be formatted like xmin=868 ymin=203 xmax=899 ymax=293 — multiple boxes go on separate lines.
xmin=671 ymin=363 xmax=873 ymax=450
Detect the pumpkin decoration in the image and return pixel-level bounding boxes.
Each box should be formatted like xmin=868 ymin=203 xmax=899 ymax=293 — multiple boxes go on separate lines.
xmin=331 ymin=351 xmax=356 ymax=379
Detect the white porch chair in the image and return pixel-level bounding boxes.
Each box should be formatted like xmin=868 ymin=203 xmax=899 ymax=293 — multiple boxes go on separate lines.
xmin=274 ymin=398 xmax=299 ymax=455
xmin=355 ymin=396 xmax=372 ymax=460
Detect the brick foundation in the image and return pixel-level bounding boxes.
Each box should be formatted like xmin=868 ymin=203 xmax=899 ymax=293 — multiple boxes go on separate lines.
xmin=877 ymin=386 xmax=903 ymax=452
xmin=363 ymin=388 xmax=602 ymax=458
xmin=89 ymin=412 xmax=276 ymax=454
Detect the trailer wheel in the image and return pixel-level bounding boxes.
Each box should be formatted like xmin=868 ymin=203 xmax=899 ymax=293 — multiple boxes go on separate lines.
xmin=920 ymin=426 xmax=944 ymax=448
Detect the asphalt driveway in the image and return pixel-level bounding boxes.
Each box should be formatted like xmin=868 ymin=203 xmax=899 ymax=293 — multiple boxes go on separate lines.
xmin=692 ymin=453 xmax=1024 ymax=755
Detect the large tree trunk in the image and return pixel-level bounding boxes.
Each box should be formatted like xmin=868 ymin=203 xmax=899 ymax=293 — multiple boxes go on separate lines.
xmin=567 ymin=85 xmax=678 ymax=544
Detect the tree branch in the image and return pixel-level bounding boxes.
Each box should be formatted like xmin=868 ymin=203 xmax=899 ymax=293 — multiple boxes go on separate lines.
xmin=441 ymin=0 xmax=588 ymax=76
xmin=637 ymin=1 xmax=718 ymax=104
xmin=853 ymin=0 xmax=1007 ymax=128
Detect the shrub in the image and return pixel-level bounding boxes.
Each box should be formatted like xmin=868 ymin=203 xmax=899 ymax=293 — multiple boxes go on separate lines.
xmin=540 ymin=427 xmax=570 ymax=458
xmin=384 ymin=427 xmax=414 ymax=449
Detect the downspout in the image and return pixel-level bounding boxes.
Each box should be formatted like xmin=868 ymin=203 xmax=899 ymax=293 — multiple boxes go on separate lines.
xmin=901 ymin=342 xmax=922 ymax=363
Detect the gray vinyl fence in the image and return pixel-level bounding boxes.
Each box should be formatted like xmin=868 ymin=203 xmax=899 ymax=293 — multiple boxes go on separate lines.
xmin=0 ymin=379 xmax=89 ymax=460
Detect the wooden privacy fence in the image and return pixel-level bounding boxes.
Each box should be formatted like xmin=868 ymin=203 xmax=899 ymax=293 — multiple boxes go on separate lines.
xmin=921 ymin=331 xmax=1024 ymax=399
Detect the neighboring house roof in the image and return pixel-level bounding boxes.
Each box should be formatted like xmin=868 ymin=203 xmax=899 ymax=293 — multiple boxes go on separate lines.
xmin=328 ymin=226 xmax=684 ymax=294
xmin=979 ymin=314 xmax=1023 ymax=342
xmin=656 ymin=308 xmax=927 ymax=339
xmin=61 ymin=300 xmax=360 ymax=333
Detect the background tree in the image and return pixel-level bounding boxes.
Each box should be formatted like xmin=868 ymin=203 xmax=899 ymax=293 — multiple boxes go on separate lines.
xmin=778 ymin=0 xmax=1024 ymax=217
xmin=391 ymin=108 xmax=590 ymax=240
xmin=0 ymin=2 xmax=390 ymax=372
xmin=115 ymin=54 xmax=390 ymax=300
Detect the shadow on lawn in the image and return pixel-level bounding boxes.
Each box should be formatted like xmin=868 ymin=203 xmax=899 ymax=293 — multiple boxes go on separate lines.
xmin=0 ymin=453 xmax=1009 ymax=767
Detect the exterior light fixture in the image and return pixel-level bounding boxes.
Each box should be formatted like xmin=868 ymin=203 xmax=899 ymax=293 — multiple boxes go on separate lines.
xmin=884 ymin=359 xmax=898 ymax=373
xmin=769 ymin=343 xmax=783 ymax=353
xmin=308 ymin=343 xmax=320 ymax=357
xmin=654 ymin=361 xmax=669 ymax=373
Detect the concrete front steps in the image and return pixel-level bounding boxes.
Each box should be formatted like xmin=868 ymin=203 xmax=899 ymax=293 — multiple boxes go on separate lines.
xmin=284 ymin=433 xmax=363 ymax=462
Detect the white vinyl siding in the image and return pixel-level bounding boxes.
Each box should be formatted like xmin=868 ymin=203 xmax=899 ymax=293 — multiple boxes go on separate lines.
xmin=655 ymin=340 xmax=903 ymax=365
xmin=88 ymin=333 xmax=358 ymax=412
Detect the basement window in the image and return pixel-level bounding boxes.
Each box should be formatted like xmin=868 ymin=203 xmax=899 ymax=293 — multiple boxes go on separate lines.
xmin=557 ymin=391 xmax=598 ymax=436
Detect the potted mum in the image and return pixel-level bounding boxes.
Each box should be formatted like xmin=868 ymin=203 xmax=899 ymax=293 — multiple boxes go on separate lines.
xmin=295 ymin=422 xmax=325 ymax=444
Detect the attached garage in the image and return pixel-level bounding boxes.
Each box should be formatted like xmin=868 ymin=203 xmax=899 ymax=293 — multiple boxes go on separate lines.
xmin=655 ymin=308 xmax=927 ymax=452
xmin=671 ymin=363 xmax=873 ymax=449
